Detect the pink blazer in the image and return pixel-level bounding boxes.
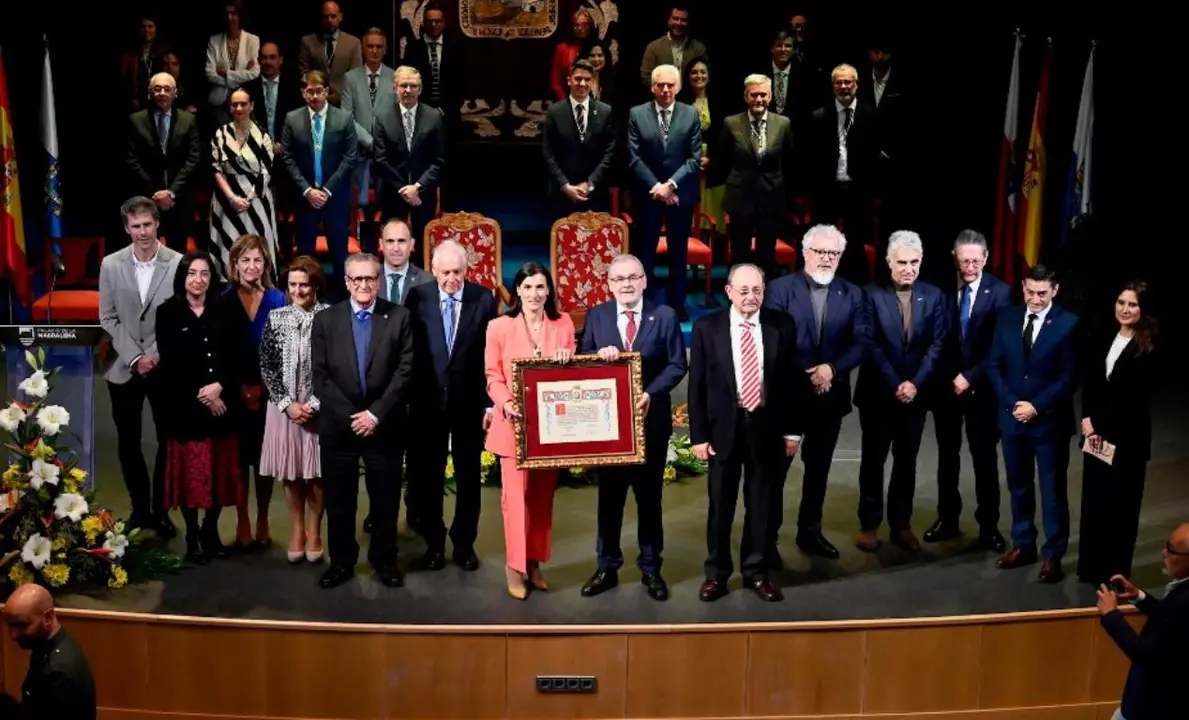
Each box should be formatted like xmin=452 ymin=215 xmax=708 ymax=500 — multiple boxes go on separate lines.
xmin=485 ymin=312 xmax=577 ymax=457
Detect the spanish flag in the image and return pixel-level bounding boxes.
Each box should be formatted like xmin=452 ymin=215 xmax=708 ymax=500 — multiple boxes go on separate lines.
xmin=0 ymin=46 xmax=30 ymax=305
xmin=1016 ymin=42 xmax=1052 ymax=270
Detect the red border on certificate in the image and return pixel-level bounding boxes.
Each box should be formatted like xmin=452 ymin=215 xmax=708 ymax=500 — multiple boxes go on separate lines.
xmin=521 ymin=363 xmax=636 ymax=460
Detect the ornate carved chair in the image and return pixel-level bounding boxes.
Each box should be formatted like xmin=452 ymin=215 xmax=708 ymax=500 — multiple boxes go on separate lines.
xmin=423 ymin=211 xmax=510 ymax=306
xmin=550 ymin=211 xmax=629 ymax=331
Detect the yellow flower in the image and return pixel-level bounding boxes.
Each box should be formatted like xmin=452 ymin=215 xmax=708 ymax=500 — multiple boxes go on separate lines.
xmin=663 ymin=466 xmax=678 ymax=483
xmin=480 ymin=451 xmax=496 ymax=468
xmin=63 ymin=478 xmax=78 ymax=494
xmin=108 ymin=565 xmax=128 ymax=589
xmin=2 ymin=465 xmax=22 ymax=485
xmin=41 ymin=564 xmax=69 ymax=587
xmin=68 ymin=468 xmax=87 ymax=482
xmin=444 ymin=456 xmax=455 ymax=479
xmin=8 ymin=564 xmax=33 ymax=586
xmin=51 ymin=536 xmax=66 ymax=551
xmin=29 ymin=439 xmax=56 ymax=461
xmin=82 ymin=516 xmax=104 ymax=544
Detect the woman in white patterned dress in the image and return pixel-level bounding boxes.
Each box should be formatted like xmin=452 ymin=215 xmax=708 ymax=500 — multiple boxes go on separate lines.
xmin=210 ymin=87 xmax=279 ymax=280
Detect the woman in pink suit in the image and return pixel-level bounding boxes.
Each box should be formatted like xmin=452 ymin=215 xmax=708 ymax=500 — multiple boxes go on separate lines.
xmin=485 ymin=262 xmax=576 ymax=599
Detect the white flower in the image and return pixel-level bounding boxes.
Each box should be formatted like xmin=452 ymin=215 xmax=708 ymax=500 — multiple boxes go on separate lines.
xmin=35 ymin=405 xmax=70 ymax=436
xmin=0 ymin=403 xmax=26 ymax=433
xmin=21 ymin=535 xmax=52 ymax=569
xmin=27 ymin=459 xmax=60 ymax=491
xmin=666 ymin=443 xmax=679 ymax=464
xmin=103 ymin=531 xmax=129 ymax=559
xmin=17 ymin=371 xmax=48 ymax=399
xmin=53 ymin=493 xmax=88 ymax=522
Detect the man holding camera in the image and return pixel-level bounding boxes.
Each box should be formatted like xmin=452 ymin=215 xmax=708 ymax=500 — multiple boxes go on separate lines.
xmin=1097 ymin=522 xmax=1189 ymax=719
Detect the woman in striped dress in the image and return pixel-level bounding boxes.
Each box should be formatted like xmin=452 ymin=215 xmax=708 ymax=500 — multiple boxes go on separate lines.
xmin=210 ymin=87 xmax=279 ymax=280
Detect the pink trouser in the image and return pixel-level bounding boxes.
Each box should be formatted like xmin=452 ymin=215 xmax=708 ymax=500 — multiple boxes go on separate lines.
xmin=500 ymin=458 xmax=557 ymax=574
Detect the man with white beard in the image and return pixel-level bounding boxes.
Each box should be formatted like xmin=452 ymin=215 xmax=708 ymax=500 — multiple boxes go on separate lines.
xmin=762 ymin=224 xmax=866 ymax=565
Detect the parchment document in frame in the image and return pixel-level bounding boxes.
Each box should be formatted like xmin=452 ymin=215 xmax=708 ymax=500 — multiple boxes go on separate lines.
xmin=537 ymin=379 xmax=619 ymax=444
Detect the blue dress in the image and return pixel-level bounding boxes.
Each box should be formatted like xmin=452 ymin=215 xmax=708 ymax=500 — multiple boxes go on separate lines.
xmin=223 ymin=286 xmax=287 ymax=468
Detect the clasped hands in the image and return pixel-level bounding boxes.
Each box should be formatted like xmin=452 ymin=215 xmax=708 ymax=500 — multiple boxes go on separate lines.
xmin=563 ymin=182 xmax=593 ymax=203
xmin=306 ymin=189 xmax=330 ymax=209
xmin=286 ymin=402 xmax=315 ymax=425
xmin=649 ymin=182 xmax=679 ymax=206
xmin=399 ymin=184 xmax=422 ymax=206
xmin=197 ymin=383 xmax=226 ymax=416
xmin=502 ymin=349 xmax=574 ymax=419
xmin=805 ymin=363 xmax=834 ymax=395
xmin=151 ymin=190 xmax=174 ymax=211
xmin=1012 ymin=401 xmax=1038 ymax=423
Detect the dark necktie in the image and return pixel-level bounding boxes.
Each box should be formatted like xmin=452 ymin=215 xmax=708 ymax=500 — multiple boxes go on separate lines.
xmin=843 ymin=106 xmax=853 ymax=134
xmin=368 ymin=73 xmax=377 ymax=106
xmin=353 ymin=310 xmax=371 ymax=395
xmin=156 ymin=113 xmax=168 ymax=153
xmin=751 ymin=118 xmax=764 ymax=155
xmin=575 ymin=103 xmax=586 ymax=140
xmin=1022 ymin=313 xmax=1037 ymax=360
xmin=660 ymin=108 xmax=670 ymax=144
xmin=325 ymin=36 xmax=336 ymax=65
xmin=429 ymin=42 xmax=441 ymax=101
xmin=959 ymin=284 xmax=972 ymax=340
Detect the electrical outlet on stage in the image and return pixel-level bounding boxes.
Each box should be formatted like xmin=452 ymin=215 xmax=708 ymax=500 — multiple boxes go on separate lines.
xmin=536 ymin=675 xmax=597 ymax=693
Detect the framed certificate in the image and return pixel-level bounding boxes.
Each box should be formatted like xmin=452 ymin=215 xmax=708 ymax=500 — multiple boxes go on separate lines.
xmin=511 ymin=353 xmax=646 ymax=470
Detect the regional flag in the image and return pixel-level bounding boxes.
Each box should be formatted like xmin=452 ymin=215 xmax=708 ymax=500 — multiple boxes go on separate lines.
xmin=41 ymin=35 xmax=62 ymax=240
xmin=0 ymin=45 xmax=30 ymax=305
xmin=1062 ymin=42 xmax=1095 ymax=245
xmin=1017 ymin=42 xmax=1052 ymax=270
xmin=992 ymin=32 xmax=1022 ymax=284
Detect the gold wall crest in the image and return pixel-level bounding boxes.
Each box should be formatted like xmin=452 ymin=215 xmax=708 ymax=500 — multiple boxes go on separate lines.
xmin=460 ymin=0 xmax=558 ymax=40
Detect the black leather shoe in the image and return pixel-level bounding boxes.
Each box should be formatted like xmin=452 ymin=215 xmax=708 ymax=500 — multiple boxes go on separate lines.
xmin=422 ymin=550 xmax=446 ymax=571
xmin=796 ymin=532 xmax=840 ymax=559
xmin=699 ymin=580 xmax=728 ymax=602
xmin=641 ymin=573 xmax=669 ymax=601
xmin=156 ymin=515 xmax=178 ymax=540
xmin=362 ymin=515 xmax=374 ymax=534
xmin=185 ymin=540 xmax=209 ymax=566
xmin=746 ymin=575 xmax=784 ymax=602
xmin=376 ymin=565 xmax=405 ymax=588
xmin=203 ymin=535 xmax=231 ymax=560
xmin=978 ymin=529 xmax=1007 ymax=553
xmin=319 ymin=565 xmax=354 ymax=589
xmin=581 ymin=570 xmax=619 ymax=597
xmin=923 ymin=519 xmax=961 ymax=543
xmin=453 ymin=548 xmax=479 ymax=571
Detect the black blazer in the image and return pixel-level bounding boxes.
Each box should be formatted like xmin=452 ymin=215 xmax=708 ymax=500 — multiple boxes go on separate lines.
xmin=125 ymin=106 xmax=201 ymax=200
xmin=373 ymin=100 xmax=447 ymax=195
xmin=242 ymin=75 xmax=305 ymax=140
xmin=854 ymin=281 xmax=949 ymax=408
xmin=154 ymin=295 xmax=239 ymax=441
xmin=711 ymin=111 xmax=795 ymax=217
xmin=1100 ymin=581 xmax=1189 ymax=720
xmin=1081 ymin=332 xmax=1156 ymax=463
xmin=405 ymin=280 xmax=497 ymax=414
xmin=688 ymin=308 xmax=805 ymax=459
xmin=937 ymin=272 xmax=1014 ymax=404
xmin=310 ymin=298 xmax=414 ymax=440
xmin=403 ymin=36 xmax=464 ymax=119
xmin=541 ymin=97 xmax=616 ymax=204
xmin=804 ymin=101 xmax=880 ymax=193
xmin=278 ymin=104 xmax=359 ymax=198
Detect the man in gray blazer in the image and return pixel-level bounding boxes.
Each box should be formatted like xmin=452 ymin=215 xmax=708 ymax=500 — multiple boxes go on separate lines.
xmin=298 ymin=0 xmax=363 ymax=106
xmin=340 ymin=28 xmax=396 ymax=253
xmin=98 ymin=196 xmax=182 ymax=538
xmin=639 ymin=5 xmax=709 ymax=89
xmin=280 ymin=70 xmax=359 ymax=302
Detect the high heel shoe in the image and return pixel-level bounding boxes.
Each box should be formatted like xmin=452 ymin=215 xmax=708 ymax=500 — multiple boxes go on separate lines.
xmin=506 ymin=567 xmax=528 ymax=600
xmin=527 ymin=562 xmax=548 ymax=591
xmin=305 ymin=548 xmax=324 ymax=564
xmin=287 ymin=550 xmax=305 ymax=564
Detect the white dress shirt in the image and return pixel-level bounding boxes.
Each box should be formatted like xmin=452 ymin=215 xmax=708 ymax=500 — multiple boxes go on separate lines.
xmin=958 ymin=272 xmax=983 ymax=313
xmin=1105 ymin=333 xmax=1131 ymax=379
xmin=728 ymin=306 xmax=800 ymax=441
xmin=1022 ymin=302 xmax=1052 ymax=346
xmin=134 ymin=249 xmax=158 ymax=305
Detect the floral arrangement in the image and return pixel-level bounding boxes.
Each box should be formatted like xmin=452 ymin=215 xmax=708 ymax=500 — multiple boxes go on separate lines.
xmin=0 ymin=349 xmax=180 ymax=593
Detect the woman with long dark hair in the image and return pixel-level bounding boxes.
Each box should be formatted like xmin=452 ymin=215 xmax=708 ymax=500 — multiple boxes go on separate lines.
xmin=484 ymin=262 xmax=575 ymax=599
xmin=1077 ymin=280 xmax=1159 ymax=585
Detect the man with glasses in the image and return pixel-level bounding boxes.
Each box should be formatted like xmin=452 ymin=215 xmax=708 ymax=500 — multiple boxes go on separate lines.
xmin=924 ymin=230 xmax=1012 ymax=552
xmin=311 ymin=252 xmax=414 ymax=589
xmin=1097 ymin=523 xmax=1189 ymax=719
xmin=763 ymin=224 xmax=865 ymax=564
xmin=579 ymin=254 xmax=687 ymax=601
xmin=280 ymin=70 xmax=358 ymax=301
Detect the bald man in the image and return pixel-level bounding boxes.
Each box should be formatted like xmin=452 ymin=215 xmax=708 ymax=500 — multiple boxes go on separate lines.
xmin=3 ymin=584 xmax=97 ymax=719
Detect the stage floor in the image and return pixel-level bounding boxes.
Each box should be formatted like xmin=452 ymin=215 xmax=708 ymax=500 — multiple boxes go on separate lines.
xmin=54 ymin=374 xmax=1189 ymax=626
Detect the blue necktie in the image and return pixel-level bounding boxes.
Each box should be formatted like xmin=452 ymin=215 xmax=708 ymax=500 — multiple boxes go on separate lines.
xmin=353 ymin=310 xmax=370 ymax=395
xmin=959 ymin=284 xmax=972 ymax=340
xmin=443 ymin=295 xmax=456 ymax=355
xmin=312 ymin=112 xmax=324 ymax=187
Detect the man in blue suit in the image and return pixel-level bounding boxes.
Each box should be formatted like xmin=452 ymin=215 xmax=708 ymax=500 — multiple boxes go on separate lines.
xmin=987 ymin=264 xmax=1079 ymax=583
xmin=580 ymin=254 xmax=687 ymax=601
xmin=854 ymin=231 xmax=948 ymax=552
xmin=763 ymin=224 xmax=865 ymax=562
xmin=280 ymin=70 xmax=359 ymax=302
xmin=924 ymin=230 xmax=1012 ymax=552
xmin=627 ymin=63 xmax=702 ymax=320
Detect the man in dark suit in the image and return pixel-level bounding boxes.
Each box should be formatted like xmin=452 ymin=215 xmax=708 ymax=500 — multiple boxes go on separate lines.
xmin=404 ymin=239 xmax=497 ymax=571
xmin=243 ymin=42 xmax=304 ymax=144
xmin=376 ymin=217 xmax=432 ymax=305
xmin=311 ymin=252 xmax=414 ymax=589
xmin=579 ymin=254 xmax=687 ymax=601
xmin=125 ymin=72 xmax=200 ymax=254
xmin=987 ymin=264 xmax=1080 ymax=583
xmin=805 ymin=63 xmax=880 ymax=285
xmin=763 ymin=224 xmax=864 ymax=562
xmin=712 ymin=74 xmax=795 ymax=280
xmin=3 ymin=584 xmax=96 ymax=720
xmin=1098 ymin=523 xmax=1189 ymax=720
xmin=542 ymin=59 xmax=616 ymax=219
xmin=403 ymin=2 xmax=462 ymax=122
xmin=689 ymin=264 xmax=804 ymax=603
xmin=373 ymin=66 xmax=446 ymax=248
xmin=627 ymin=64 xmax=701 ymax=319
xmin=854 ymin=231 xmax=948 ymax=553
xmin=298 ymin=0 xmax=363 ymax=106
xmin=280 ymin=70 xmax=358 ymax=302
xmin=857 ymin=38 xmax=912 ymax=236
xmin=924 ymin=230 xmax=1012 ymax=551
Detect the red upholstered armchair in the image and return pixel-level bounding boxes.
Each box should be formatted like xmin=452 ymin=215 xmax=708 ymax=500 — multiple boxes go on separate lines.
xmin=30 ymin=236 xmax=105 ymax=323
xmin=550 ymin=212 xmax=629 ymax=331
xmin=423 ymin=212 xmax=510 ymax=306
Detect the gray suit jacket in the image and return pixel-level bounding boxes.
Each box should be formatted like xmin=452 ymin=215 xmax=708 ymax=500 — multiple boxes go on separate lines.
xmin=379 ymin=263 xmax=433 ymax=304
xmin=99 ymin=244 xmax=182 ymax=384
xmin=340 ymin=64 xmax=395 ymax=149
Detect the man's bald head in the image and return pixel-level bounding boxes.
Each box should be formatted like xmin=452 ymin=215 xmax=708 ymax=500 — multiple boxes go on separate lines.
xmin=3 ymin=583 xmax=58 ymax=649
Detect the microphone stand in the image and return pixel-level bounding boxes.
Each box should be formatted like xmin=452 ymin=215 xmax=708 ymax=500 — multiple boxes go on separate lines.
xmin=46 ymin=251 xmax=65 ymax=325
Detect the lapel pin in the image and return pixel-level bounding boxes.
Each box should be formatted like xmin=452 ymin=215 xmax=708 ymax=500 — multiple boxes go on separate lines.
xmin=648 ymin=316 xmax=654 ymax=322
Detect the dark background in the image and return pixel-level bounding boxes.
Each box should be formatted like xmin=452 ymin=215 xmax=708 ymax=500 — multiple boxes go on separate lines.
xmin=0 ymin=1 xmax=1178 ymax=343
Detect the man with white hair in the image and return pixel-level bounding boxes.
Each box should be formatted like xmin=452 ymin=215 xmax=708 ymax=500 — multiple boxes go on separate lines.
xmin=403 ymin=239 xmax=497 ymax=572
xmin=627 ymin=63 xmax=702 ymax=319
xmin=763 ymin=224 xmax=865 ymax=562
xmin=853 ymin=231 xmax=947 ymax=552
xmin=580 ymin=253 xmax=687 ymax=601
xmin=711 ymin=74 xmax=794 ymax=279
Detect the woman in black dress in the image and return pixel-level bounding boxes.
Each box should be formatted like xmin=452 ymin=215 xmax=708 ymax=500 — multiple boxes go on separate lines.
xmin=1077 ymin=279 xmax=1158 ymax=585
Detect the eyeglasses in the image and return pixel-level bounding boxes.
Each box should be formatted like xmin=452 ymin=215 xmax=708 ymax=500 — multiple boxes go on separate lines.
xmin=957 ymin=258 xmax=986 ymax=268
xmin=304 ymin=87 xmax=327 ymax=96
xmin=807 ymin=247 xmax=842 ymax=259
xmin=347 ymin=275 xmax=379 ymax=286
xmin=1167 ymin=541 xmax=1189 ymax=556
xmin=610 ymin=274 xmax=645 ymax=284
